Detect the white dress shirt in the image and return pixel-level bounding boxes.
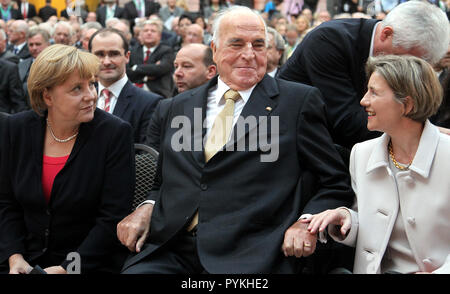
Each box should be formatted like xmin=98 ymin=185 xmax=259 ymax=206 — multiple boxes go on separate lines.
xmin=97 ymin=74 xmax=128 ymax=114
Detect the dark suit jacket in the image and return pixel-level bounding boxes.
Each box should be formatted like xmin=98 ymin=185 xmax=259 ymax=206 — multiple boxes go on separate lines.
xmin=279 ymin=18 xmax=381 ymax=149
xmin=0 ymin=109 xmax=134 ymax=273
xmin=38 ymin=5 xmax=57 ymax=22
xmin=7 ymin=43 xmax=30 ymax=60
xmin=0 ymin=50 xmax=20 ymax=64
xmin=20 ymin=3 xmax=37 ymax=19
xmin=123 ymin=0 xmax=160 ymax=28
xmin=0 ymin=59 xmax=26 ymax=113
xmin=123 ymin=75 xmax=354 ymax=274
xmin=96 ymin=5 xmax=125 ymax=27
xmin=111 ymin=80 xmax=162 ymax=143
xmin=18 ymin=57 xmax=33 ymax=107
xmin=127 ymin=44 xmax=175 ymax=98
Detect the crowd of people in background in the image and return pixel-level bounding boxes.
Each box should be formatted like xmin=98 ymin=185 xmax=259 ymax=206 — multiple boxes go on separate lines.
xmin=0 ymin=0 xmax=450 ymax=275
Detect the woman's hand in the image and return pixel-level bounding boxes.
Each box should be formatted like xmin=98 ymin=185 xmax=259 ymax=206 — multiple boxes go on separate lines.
xmin=44 ymin=266 xmax=67 ymax=274
xmin=8 ymin=254 xmax=32 ymax=274
xmin=307 ymin=208 xmax=352 ymax=238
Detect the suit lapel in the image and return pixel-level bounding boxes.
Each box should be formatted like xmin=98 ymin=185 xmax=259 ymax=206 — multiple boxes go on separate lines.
xmin=184 ymin=77 xmax=215 ymax=167
xmin=113 ymin=81 xmax=132 ymax=117
xmin=31 ymin=114 xmax=46 ymax=206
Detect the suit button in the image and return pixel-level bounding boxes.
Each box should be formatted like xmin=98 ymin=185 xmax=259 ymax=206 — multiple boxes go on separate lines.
xmin=200 ymin=183 xmax=207 ymax=190
xmin=407 ymin=217 xmax=415 ymax=225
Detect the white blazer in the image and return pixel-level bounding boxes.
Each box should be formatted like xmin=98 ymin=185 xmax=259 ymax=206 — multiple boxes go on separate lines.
xmin=329 ymin=121 xmax=450 ymax=274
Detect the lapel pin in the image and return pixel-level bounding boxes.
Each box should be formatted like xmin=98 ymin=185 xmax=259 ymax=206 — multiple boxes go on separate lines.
xmin=266 ymin=106 xmax=272 ymax=112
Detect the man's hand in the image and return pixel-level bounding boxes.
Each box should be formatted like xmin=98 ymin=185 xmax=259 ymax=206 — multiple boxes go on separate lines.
xmin=8 ymin=254 xmax=32 ymax=274
xmin=281 ymin=220 xmax=317 ymax=258
xmin=44 ymin=266 xmax=67 ymax=274
xmin=117 ymin=203 xmax=153 ymax=253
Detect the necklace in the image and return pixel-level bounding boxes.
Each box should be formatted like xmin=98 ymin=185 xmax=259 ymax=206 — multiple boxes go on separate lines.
xmin=388 ymin=140 xmax=412 ymax=171
xmin=46 ymin=118 xmax=79 ymax=143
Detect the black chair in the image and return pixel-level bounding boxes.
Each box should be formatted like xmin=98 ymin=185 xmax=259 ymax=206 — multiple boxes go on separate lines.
xmin=133 ymin=144 xmax=159 ymax=210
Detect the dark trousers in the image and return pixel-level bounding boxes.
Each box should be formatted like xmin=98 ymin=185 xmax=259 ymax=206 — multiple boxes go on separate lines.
xmin=122 ymin=229 xmax=205 ymax=274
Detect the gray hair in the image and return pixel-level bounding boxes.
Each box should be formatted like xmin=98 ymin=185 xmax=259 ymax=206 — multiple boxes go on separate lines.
xmin=27 ymin=27 xmax=51 ymax=43
xmin=366 ymin=54 xmax=443 ymax=122
xmin=267 ymin=27 xmax=285 ymax=51
xmin=13 ymin=20 xmax=29 ymax=34
xmin=381 ymin=0 xmax=450 ymax=65
xmin=54 ymin=21 xmax=73 ymax=37
xmin=212 ymin=6 xmax=268 ymax=48
xmin=81 ymin=21 xmax=102 ymax=31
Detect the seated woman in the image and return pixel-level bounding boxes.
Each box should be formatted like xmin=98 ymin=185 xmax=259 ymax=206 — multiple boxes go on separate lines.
xmin=306 ymin=55 xmax=450 ymax=274
xmin=0 ymin=44 xmax=135 ymax=274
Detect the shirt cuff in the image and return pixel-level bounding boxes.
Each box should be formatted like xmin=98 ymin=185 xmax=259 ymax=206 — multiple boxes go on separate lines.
xmin=136 ymin=200 xmax=155 ymax=209
xmin=298 ymin=213 xmax=328 ymax=244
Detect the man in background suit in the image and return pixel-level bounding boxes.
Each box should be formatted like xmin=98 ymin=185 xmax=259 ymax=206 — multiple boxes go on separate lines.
xmin=127 ymin=19 xmax=175 ymax=98
xmin=279 ymin=1 xmax=450 ymax=149
xmin=6 ymin=19 xmax=29 ymax=59
xmin=19 ymin=0 xmax=36 ymax=20
xmin=0 ymin=58 xmax=26 ymax=113
xmin=1 ymin=0 xmax=22 ymax=21
xmin=123 ymin=0 xmax=160 ymax=29
xmin=117 ymin=6 xmax=353 ymax=274
xmin=89 ymin=28 xmax=162 ymax=143
xmin=18 ymin=27 xmax=50 ymax=108
xmin=0 ymin=28 xmax=18 ymax=63
xmin=38 ymin=0 xmax=56 ymax=22
xmin=96 ymin=0 xmax=124 ymax=28
xmin=266 ymin=26 xmax=284 ymax=78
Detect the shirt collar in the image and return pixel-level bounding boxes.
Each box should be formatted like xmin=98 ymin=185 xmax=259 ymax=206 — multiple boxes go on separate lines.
xmin=143 ymin=44 xmax=157 ymax=54
xmin=98 ymin=74 xmax=128 ymax=98
xmin=215 ymin=76 xmax=256 ymax=106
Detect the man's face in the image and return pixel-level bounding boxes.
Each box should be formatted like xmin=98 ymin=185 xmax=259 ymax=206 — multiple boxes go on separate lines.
xmin=141 ymin=23 xmax=161 ymax=48
xmin=184 ymin=24 xmax=203 ymax=45
xmin=212 ymin=12 xmax=267 ymax=90
xmin=81 ymin=28 xmax=97 ymax=51
xmin=266 ymin=33 xmax=281 ymax=72
xmin=28 ymin=33 xmax=49 ymax=59
xmin=91 ymin=33 xmax=129 ymax=87
xmin=8 ymin=22 xmax=22 ymax=44
xmin=53 ymin=25 xmax=71 ymax=45
xmin=86 ymin=12 xmax=97 ymax=22
xmin=1 ymin=0 xmax=10 ymax=7
xmin=173 ymin=46 xmax=213 ymax=92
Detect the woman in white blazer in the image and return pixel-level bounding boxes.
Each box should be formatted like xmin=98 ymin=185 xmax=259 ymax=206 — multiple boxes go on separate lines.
xmin=306 ymin=55 xmax=450 ymax=274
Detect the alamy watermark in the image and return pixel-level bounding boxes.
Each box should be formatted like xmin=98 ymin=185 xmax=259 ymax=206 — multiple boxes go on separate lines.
xmin=169 ymin=108 xmax=280 ymax=162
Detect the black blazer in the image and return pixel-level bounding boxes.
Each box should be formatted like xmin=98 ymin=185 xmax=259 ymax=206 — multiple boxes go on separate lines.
xmin=0 ymin=109 xmax=135 ymax=273
xmin=38 ymin=5 xmax=57 ymax=22
xmin=20 ymin=3 xmax=37 ymax=19
xmin=96 ymin=5 xmax=125 ymax=27
xmin=7 ymin=43 xmax=30 ymax=60
xmin=0 ymin=59 xmax=26 ymax=113
xmin=112 ymin=80 xmax=162 ymax=143
xmin=279 ymin=18 xmax=381 ymax=149
xmin=127 ymin=44 xmax=175 ymax=98
xmin=123 ymin=75 xmax=354 ymax=273
xmin=0 ymin=50 xmax=20 ymax=64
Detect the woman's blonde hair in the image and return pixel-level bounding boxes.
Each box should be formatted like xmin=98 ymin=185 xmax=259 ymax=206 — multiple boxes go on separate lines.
xmin=28 ymin=44 xmax=100 ymax=115
xmin=366 ymin=55 xmax=443 ymax=122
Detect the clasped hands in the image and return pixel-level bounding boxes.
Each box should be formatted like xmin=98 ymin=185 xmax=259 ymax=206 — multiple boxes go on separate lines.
xmin=282 ymin=208 xmax=351 ymax=258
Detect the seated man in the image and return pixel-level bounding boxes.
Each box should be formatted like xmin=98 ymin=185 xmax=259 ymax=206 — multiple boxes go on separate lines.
xmin=117 ymin=6 xmax=354 ymax=274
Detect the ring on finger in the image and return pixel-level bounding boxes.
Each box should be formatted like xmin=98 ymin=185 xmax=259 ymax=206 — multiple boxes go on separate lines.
xmin=304 ymin=242 xmax=311 ymax=248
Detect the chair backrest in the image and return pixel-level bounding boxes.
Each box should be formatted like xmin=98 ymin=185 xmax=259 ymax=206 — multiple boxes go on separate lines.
xmin=133 ymin=143 xmax=159 ymax=210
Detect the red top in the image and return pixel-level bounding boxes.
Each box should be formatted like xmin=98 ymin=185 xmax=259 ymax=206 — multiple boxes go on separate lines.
xmin=42 ymin=154 xmax=70 ymax=203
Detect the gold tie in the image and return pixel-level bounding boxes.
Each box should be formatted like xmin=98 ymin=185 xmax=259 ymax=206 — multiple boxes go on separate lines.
xmin=186 ymin=89 xmax=241 ymax=232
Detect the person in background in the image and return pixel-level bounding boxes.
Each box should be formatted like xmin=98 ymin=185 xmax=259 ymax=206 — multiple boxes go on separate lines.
xmin=0 ymin=44 xmax=134 ymax=274
xmin=307 ymin=55 xmax=450 ymax=274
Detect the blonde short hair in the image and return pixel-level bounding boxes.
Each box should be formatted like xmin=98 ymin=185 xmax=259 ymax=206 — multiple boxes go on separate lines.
xmin=28 ymin=44 xmax=99 ymax=115
xmin=366 ymin=55 xmax=443 ymax=122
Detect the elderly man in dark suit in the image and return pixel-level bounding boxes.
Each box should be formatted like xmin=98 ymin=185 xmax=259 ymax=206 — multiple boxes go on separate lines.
xmin=0 ymin=28 xmax=18 ymax=63
xmin=279 ymin=1 xmax=450 ymax=149
xmin=6 ymin=19 xmax=30 ymax=59
xmin=19 ymin=0 xmax=36 ymax=20
xmin=127 ymin=19 xmax=175 ymax=98
xmin=89 ymin=28 xmax=162 ymax=143
xmin=123 ymin=0 xmax=160 ymax=29
xmin=117 ymin=6 xmax=354 ymax=274
xmin=38 ymin=0 xmax=57 ymax=22
xmin=0 ymin=58 xmax=26 ymax=113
